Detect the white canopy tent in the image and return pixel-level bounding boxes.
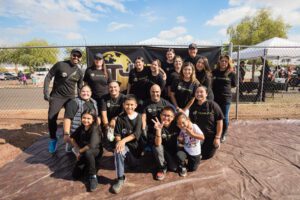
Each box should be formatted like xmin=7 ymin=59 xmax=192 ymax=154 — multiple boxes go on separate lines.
xmin=232 ymin=37 xmax=300 ymax=60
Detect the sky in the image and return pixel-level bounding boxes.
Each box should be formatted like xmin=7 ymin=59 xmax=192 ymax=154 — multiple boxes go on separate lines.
xmin=0 ymin=0 xmax=300 ymax=47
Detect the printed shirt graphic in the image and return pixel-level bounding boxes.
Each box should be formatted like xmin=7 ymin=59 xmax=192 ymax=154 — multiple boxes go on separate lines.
xmin=179 ymin=123 xmax=203 ymax=156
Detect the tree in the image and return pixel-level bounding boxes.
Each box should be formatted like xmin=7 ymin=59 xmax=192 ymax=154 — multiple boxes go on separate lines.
xmin=0 ymin=39 xmax=59 ymax=72
xmin=227 ymin=9 xmax=291 ymax=45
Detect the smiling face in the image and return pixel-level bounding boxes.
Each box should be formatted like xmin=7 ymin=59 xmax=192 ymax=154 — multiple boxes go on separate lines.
xmin=150 ymin=84 xmax=161 ymax=102
xmin=183 ymin=65 xmax=193 ymax=80
xmin=135 ymin=59 xmax=144 ymax=72
xmin=80 ymin=86 xmax=92 ymax=100
xmin=94 ymin=58 xmax=103 ymax=69
xmin=123 ymin=99 xmax=137 ymax=115
xmin=195 ymin=86 xmax=207 ymax=102
xmin=188 ymin=48 xmax=197 ymax=58
xmin=81 ymin=113 xmax=94 ymax=128
xmin=196 ymin=58 xmax=205 ymax=71
xmin=174 ymin=57 xmax=183 ymax=72
xmin=151 ymin=60 xmax=159 ymax=73
xmin=70 ymin=53 xmax=82 ymax=65
xmin=219 ymin=57 xmax=229 ymax=71
xmin=166 ymin=51 xmax=175 ymax=62
xmin=160 ymin=109 xmax=175 ymax=127
xmin=109 ymin=81 xmax=120 ymax=97
xmin=176 ymin=114 xmax=189 ymax=130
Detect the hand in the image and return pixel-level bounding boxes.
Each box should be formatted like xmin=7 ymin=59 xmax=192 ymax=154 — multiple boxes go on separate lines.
xmin=44 ymin=93 xmax=50 ymax=101
xmin=63 ymin=135 xmax=71 ymax=143
xmin=115 ymin=140 xmax=126 ymax=153
xmin=76 ymin=153 xmax=81 ymax=161
xmin=213 ymin=138 xmax=221 ymax=149
xmin=109 ymin=119 xmax=116 ymax=128
xmin=151 ymin=117 xmax=164 ymax=130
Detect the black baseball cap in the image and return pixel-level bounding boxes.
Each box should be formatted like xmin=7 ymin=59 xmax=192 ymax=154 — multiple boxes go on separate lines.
xmin=188 ymin=43 xmax=197 ymax=49
xmin=94 ymin=53 xmax=103 ymax=59
xmin=71 ymin=48 xmax=82 ymax=56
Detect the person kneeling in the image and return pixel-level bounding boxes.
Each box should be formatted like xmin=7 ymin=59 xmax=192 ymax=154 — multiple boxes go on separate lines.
xmin=112 ymin=95 xmax=142 ymax=194
xmin=176 ymin=113 xmax=204 ymax=177
xmin=70 ymin=110 xmax=103 ymax=192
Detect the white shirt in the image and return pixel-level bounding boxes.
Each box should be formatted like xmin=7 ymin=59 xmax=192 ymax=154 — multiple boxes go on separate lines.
xmin=179 ymin=123 xmax=203 ymax=156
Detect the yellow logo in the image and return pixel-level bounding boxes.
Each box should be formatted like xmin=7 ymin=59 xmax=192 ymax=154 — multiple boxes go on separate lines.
xmin=103 ymin=51 xmax=134 ymax=91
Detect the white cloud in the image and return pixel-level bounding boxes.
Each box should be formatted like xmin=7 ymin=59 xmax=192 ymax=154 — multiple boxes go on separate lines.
xmin=289 ymin=34 xmax=300 ymax=43
xmin=107 ymin=22 xmax=133 ymax=32
xmin=140 ymin=11 xmax=160 ymax=22
xmin=176 ymin=16 xmax=187 ymax=24
xmin=65 ymin=32 xmax=83 ymax=40
xmin=206 ymin=6 xmax=256 ymax=26
xmin=218 ymin=28 xmax=227 ymax=37
xmin=158 ymin=27 xmax=187 ymax=39
xmin=95 ymin=0 xmax=127 ymax=13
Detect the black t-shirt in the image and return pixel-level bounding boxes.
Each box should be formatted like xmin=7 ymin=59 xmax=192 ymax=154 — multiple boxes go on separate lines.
xmin=44 ymin=61 xmax=83 ymax=98
xmin=100 ymin=93 xmax=126 ymax=121
xmin=147 ymin=73 xmax=166 ymax=97
xmin=189 ymin=100 xmax=224 ymax=138
xmin=115 ymin=112 xmax=142 ymax=153
xmin=71 ymin=125 xmax=101 ymax=150
xmin=128 ymin=67 xmax=151 ymax=100
xmin=64 ymin=99 xmax=96 ymax=119
xmin=83 ymin=67 xmax=112 ymax=99
xmin=184 ymin=55 xmax=201 ymax=66
xmin=160 ymin=122 xmax=180 ymax=154
xmin=161 ymin=61 xmax=174 ymax=79
xmin=143 ymin=98 xmax=173 ymax=133
xmin=196 ymin=70 xmax=214 ymax=101
xmin=167 ymin=70 xmax=180 ymax=87
xmin=171 ymin=80 xmax=199 ymax=108
xmin=212 ymin=69 xmax=237 ymax=103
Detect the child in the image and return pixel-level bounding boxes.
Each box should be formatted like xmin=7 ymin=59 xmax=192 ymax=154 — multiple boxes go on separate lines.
xmin=70 ymin=110 xmax=103 ymax=192
xmin=176 ymin=112 xmax=205 ymax=177
xmin=112 ymin=94 xmax=142 ymax=194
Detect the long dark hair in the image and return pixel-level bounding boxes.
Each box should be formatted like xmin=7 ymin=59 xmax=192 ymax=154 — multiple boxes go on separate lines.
xmin=81 ymin=110 xmax=99 ymax=135
xmin=92 ymin=58 xmax=109 ymax=80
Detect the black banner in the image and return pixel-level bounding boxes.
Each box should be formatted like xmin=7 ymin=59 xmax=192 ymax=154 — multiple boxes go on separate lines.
xmin=86 ymin=45 xmax=221 ymax=91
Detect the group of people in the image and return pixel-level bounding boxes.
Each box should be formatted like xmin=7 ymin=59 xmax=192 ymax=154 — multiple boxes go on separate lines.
xmin=43 ymin=44 xmax=237 ymax=193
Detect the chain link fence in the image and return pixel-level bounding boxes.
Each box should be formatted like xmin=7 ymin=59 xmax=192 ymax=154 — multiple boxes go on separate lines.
xmin=0 ymin=45 xmax=299 ymax=121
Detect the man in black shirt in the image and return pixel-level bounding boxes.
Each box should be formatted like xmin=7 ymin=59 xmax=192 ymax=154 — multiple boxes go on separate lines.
xmin=44 ymin=48 xmax=84 ymax=153
xmin=142 ymin=84 xmax=174 ymax=147
xmin=185 ymin=43 xmax=201 ymax=66
xmin=152 ymin=106 xmax=179 ymax=180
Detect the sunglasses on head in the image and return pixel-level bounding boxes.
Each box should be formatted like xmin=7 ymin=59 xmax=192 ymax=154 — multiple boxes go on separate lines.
xmin=72 ymin=54 xmax=82 ymax=58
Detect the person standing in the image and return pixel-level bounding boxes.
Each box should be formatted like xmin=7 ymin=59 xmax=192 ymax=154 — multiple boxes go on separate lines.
xmin=212 ymin=54 xmax=236 ymax=143
xmin=195 ymin=57 xmax=214 ymax=100
xmin=185 ymin=43 xmax=200 ymax=66
xmin=83 ymin=53 xmax=112 ymax=109
xmin=44 ymin=48 xmax=84 ymax=154
xmin=190 ymin=86 xmax=223 ymax=159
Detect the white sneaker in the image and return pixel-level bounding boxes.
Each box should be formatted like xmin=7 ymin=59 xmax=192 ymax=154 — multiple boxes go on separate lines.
xmin=65 ymin=143 xmax=72 ymax=153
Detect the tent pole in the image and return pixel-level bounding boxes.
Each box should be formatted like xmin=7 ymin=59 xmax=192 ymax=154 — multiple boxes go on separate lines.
xmin=236 ymin=45 xmax=240 ymax=120
xmin=260 ymin=49 xmax=267 ymax=102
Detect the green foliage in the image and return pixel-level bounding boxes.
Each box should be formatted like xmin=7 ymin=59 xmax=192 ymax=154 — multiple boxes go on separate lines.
xmin=227 ymin=9 xmax=291 ymax=45
xmin=0 ymin=39 xmax=59 ymax=70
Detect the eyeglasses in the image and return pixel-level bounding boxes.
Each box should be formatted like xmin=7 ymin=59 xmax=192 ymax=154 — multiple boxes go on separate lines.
xmin=161 ymin=114 xmax=174 ymax=118
xmin=72 ymin=54 xmax=82 ymax=58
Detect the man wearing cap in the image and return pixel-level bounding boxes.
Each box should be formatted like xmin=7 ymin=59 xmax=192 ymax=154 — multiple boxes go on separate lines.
xmin=44 ymin=48 xmax=84 ymax=153
xmin=84 ymin=52 xmax=112 ymax=110
xmin=185 ymin=43 xmax=201 ymax=66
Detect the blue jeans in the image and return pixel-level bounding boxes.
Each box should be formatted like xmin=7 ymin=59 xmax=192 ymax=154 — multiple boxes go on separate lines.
xmin=114 ymin=146 xmax=137 ymax=178
xmin=218 ymin=102 xmax=231 ymax=137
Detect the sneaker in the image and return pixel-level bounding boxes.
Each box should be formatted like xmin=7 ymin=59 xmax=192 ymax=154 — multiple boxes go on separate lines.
xmin=221 ymin=135 xmax=226 ymax=143
xmin=179 ymin=166 xmax=187 ymax=177
xmin=48 ymin=139 xmax=58 ymax=154
xmin=89 ymin=175 xmax=98 ymax=192
xmin=112 ymin=177 xmax=126 ymax=194
xmin=65 ymin=143 xmax=72 ymax=153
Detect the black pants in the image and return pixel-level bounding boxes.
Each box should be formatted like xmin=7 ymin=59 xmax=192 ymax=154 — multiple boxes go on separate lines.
xmin=48 ymin=96 xmax=72 ymax=139
xmin=72 ymin=148 xmax=103 ymax=179
xmin=201 ymin=137 xmax=218 ymax=160
xmin=177 ymin=149 xmax=201 ymax=171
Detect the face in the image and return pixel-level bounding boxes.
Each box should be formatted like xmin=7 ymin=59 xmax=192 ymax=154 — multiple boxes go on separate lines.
xmin=71 ymin=53 xmax=82 ymax=65
xmin=94 ymin=58 xmax=103 ymax=68
xmin=177 ymin=115 xmax=189 ymax=130
xmin=219 ymin=57 xmax=229 ymax=70
xmin=150 ymin=85 xmax=161 ymax=102
xmin=166 ymin=51 xmax=175 ymax=61
xmin=196 ymin=59 xmax=205 ymax=71
xmin=195 ymin=87 xmax=207 ymax=101
xmin=80 ymin=86 xmax=92 ymax=100
xmin=109 ymin=82 xmax=120 ymax=97
xmin=135 ymin=59 xmax=144 ymax=71
xmin=123 ymin=99 xmax=137 ymax=115
xmin=160 ymin=110 xmax=175 ymax=127
xmin=188 ymin=48 xmax=197 ymax=58
xmin=174 ymin=58 xmax=183 ymax=72
xmin=81 ymin=113 xmax=94 ymax=128
xmin=151 ymin=61 xmax=159 ymax=72
xmin=183 ymin=65 xmax=193 ymax=79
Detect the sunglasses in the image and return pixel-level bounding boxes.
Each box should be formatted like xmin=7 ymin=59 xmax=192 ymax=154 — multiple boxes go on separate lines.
xmin=72 ymin=54 xmax=82 ymax=58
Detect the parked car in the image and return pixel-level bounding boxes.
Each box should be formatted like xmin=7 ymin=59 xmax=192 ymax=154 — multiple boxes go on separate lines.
xmin=0 ymin=73 xmax=5 ymax=80
xmin=3 ymin=72 xmax=18 ymax=80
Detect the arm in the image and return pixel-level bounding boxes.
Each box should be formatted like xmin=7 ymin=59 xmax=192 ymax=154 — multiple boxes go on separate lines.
xmin=141 ymin=113 xmax=147 ymax=130
xmin=101 ymin=110 xmax=109 ymax=129
xmin=159 ymin=68 xmax=167 ymax=81
xmin=43 ymin=64 xmax=56 ymax=100
xmin=63 ymin=118 xmax=72 ymax=142
xmin=185 ymin=124 xmax=205 ymax=141
xmin=213 ymin=120 xmax=223 ymax=148
xmin=127 ymin=83 xmax=131 ymax=94
xmin=115 ymin=134 xmax=136 ymax=153
xmin=152 ymin=117 xmax=163 ymax=146
xmin=183 ymin=97 xmax=195 ymax=111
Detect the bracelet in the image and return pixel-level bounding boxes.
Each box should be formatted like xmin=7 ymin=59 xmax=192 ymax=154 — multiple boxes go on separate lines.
xmin=156 ymin=135 xmax=161 ymax=137
xmin=64 ymin=132 xmax=70 ymax=136
xmin=215 ymin=136 xmax=221 ymax=139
